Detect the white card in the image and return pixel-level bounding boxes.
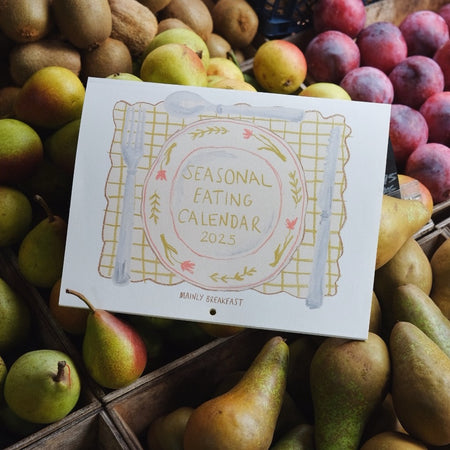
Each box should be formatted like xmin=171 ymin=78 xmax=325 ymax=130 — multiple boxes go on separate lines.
xmin=60 ymin=78 xmax=391 ymax=339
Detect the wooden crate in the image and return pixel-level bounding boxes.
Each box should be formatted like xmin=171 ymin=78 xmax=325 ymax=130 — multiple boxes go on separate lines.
xmin=2 ymin=409 xmax=131 ymax=450
xmin=0 ymin=248 xmax=102 ymax=449
xmin=104 ymin=329 xmax=281 ymax=450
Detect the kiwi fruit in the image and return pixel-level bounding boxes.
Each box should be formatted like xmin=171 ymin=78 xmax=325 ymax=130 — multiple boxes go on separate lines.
xmin=157 ymin=18 xmax=192 ymax=35
xmin=159 ymin=0 xmax=214 ymax=42
xmin=0 ymin=0 xmax=53 ymax=43
xmin=206 ymin=32 xmax=232 ymax=58
xmin=81 ymin=37 xmax=133 ymax=81
xmin=51 ymin=0 xmax=112 ymax=50
xmin=109 ymin=0 xmax=158 ymax=57
xmin=137 ymin=0 xmax=171 ymax=14
xmin=9 ymin=39 xmax=81 ymax=86
xmin=211 ymin=0 xmax=259 ymax=49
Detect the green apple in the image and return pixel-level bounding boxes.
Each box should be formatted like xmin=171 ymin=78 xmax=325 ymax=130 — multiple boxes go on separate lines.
xmin=300 ymin=82 xmax=351 ymax=100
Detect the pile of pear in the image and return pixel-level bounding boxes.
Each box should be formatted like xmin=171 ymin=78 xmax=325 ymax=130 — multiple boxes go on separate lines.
xmin=142 ymin=196 xmax=450 ymax=450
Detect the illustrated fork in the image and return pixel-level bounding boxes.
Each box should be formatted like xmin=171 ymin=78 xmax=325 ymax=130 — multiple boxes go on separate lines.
xmin=113 ymin=104 xmax=145 ymax=284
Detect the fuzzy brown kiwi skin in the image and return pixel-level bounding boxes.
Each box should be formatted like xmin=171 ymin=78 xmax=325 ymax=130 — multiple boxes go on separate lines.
xmin=51 ymin=0 xmax=112 ymax=50
xmin=211 ymin=0 xmax=259 ymax=49
xmin=159 ymin=0 xmax=213 ymax=42
xmin=80 ymin=37 xmax=133 ymax=81
xmin=9 ymin=40 xmax=81 ymax=86
xmin=109 ymin=0 xmax=158 ymax=58
xmin=0 ymin=0 xmax=53 ymax=43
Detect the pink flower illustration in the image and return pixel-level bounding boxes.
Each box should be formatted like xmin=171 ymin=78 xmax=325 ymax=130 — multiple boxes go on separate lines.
xmin=286 ymin=217 xmax=298 ymax=230
xmin=243 ymin=128 xmax=253 ymax=139
xmin=181 ymin=260 xmax=195 ymax=274
xmin=156 ymin=169 xmax=167 ymax=180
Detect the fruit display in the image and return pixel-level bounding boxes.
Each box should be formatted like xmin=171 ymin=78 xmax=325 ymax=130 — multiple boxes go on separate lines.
xmin=0 ymin=0 xmax=450 ymax=448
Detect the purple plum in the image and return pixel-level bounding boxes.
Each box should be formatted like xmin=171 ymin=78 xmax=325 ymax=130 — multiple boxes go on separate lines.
xmin=312 ymin=0 xmax=366 ymax=38
xmin=389 ymin=104 xmax=429 ymax=171
xmin=340 ymin=66 xmax=394 ymax=103
xmin=356 ymin=21 xmax=408 ymax=74
xmin=434 ymin=39 xmax=450 ymax=91
xmin=399 ymin=10 xmax=449 ymax=57
xmin=405 ymin=142 xmax=450 ymax=204
xmin=419 ymin=91 xmax=450 ymax=147
xmin=305 ymin=30 xmax=360 ymax=84
xmin=389 ymin=55 xmax=444 ymax=110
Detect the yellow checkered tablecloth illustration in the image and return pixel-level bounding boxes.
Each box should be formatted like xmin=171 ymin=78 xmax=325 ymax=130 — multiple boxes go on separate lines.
xmin=98 ymin=99 xmax=350 ymax=300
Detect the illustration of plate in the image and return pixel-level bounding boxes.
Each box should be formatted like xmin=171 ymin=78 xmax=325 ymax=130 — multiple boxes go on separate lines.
xmin=141 ymin=118 xmax=307 ymax=290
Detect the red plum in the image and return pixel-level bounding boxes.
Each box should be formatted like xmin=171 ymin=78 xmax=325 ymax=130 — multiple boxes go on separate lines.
xmin=312 ymin=0 xmax=366 ymax=38
xmin=389 ymin=104 xmax=429 ymax=171
xmin=434 ymin=40 xmax=450 ymax=91
xmin=419 ymin=91 xmax=450 ymax=147
xmin=439 ymin=3 xmax=450 ymax=29
xmin=340 ymin=66 xmax=394 ymax=104
xmin=356 ymin=21 xmax=408 ymax=74
xmin=405 ymin=142 xmax=450 ymax=203
xmin=389 ymin=55 xmax=444 ymax=110
xmin=399 ymin=10 xmax=449 ymax=57
xmin=305 ymin=30 xmax=360 ymax=84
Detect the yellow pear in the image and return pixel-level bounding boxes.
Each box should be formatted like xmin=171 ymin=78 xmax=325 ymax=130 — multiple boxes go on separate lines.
xmin=430 ymin=237 xmax=450 ymax=319
xmin=375 ymin=195 xmax=431 ymax=270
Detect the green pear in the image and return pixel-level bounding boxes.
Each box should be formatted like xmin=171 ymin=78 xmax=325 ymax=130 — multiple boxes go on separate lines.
xmin=0 ymin=185 xmax=32 ymax=247
xmin=369 ymin=292 xmax=382 ymax=335
xmin=0 ymin=404 xmax=44 ymax=437
xmin=390 ymin=283 xmax=450 ymax=357
xmin=375 ymin=195 xmax=431 ymax=269
xmin=374 ymin=237 xmax=433 ymax=334
xmin=0 ymin=278 xmax=31 ymax=353
xmin=389 ymin=321 xmax=450 ymax=446
xmin=3 ymin=349 xmax=81 ymax=424
xmin=65 ymin=289 xmax=147 ymax=389
xmin=17 ymin=195 xmax=67 ymax=289
xmin=146 ymin=406 xmax=194 ymax=450
xmin=286 ymin=335 xmax=320 ymax=422
xmin=270 ymin=423 xmax=315 ymax=450
xmin=0 ymin=118 xmax=43 ymax=184
xmin=430 ymin=237 xmax=450 ymax=319
xmin=0 ymin=355 xmax=6 ymax=401
xmin=140 ymin=43 xmax=208 ymax=86
xmin=310 ymin=332 xmax=391 ymax=450
xmin=360 ymin=431 xmax=427 ymax=450
xmin=183 ymin=336 xmax=289 ymax=450
xmin=44 ymin=118 xmax=81 ymax=175
xmin=144 ymin=27 xmax=210 ymax=68
xmin=106 ymin=72 xmax=143 ymax=81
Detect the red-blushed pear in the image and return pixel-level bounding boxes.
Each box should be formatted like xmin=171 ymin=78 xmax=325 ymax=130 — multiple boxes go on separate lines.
xmin=253 ymin=40 xmax=307 ymax=94
xmin=65 ymin=289 xmax=147 ymax=390
xmin=397 ymin=174 xmax=433 ymax=215
xmin=140 ymin=43 xmax=207 ymax=87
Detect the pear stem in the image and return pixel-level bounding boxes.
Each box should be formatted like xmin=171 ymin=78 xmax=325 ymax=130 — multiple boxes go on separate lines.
xmin=34 ymin=194 xmax=55 ymax=223
xmin=65 ymin=288 xmax=96 ymax=312
xmin=53 ymin=361 xmax=67 ymax=383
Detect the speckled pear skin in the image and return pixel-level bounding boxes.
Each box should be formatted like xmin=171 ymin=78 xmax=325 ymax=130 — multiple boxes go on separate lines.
xmin=310 ymin=332 xmax=391 ymax=450
xmin=183 ymin=336 xmax=289 ymax=450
